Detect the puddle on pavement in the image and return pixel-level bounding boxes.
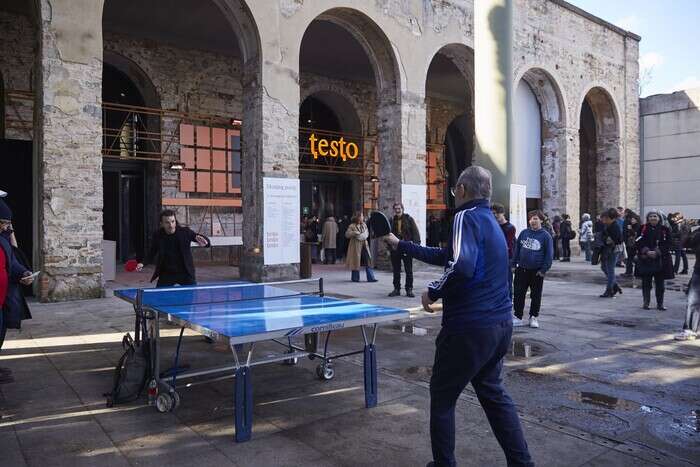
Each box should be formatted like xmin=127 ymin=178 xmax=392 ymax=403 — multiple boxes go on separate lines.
xmin=600 ymin=319 xmax=637 ymax=328
xmin=649 ymin=410 xmax=700 ymax=447
xmin=511 ymin=339 xmax=543 ymax=358
xmin=569 ymin=391 xmax=641 ymax=411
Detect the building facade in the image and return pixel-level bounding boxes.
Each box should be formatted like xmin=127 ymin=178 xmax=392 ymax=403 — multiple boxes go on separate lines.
xmin=640 ymin=87 xmax=700 ymax=219
xmin=0 ymin=0 xmax=640 ymax=301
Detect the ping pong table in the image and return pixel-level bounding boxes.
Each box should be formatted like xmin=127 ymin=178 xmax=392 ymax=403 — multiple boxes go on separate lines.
xmin=115 ymin=278 xmax=408 ymax=442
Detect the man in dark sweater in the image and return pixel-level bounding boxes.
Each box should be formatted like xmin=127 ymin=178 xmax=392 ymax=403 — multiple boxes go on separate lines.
xmin=512 ymin=210 xmax=554 ymax=328
xmin=388 ymin=203 xmax=421 ymax=298
xmin=384 ymin=166 xmax=533 ymax=467
xmin=492 ymin=203 xmax=516 ymax=299
xmin=137 ymin=209 xmax=209 ymax=286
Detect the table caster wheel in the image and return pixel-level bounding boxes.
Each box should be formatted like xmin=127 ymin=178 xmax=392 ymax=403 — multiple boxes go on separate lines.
xmin=155 ymin=392 xmax=173 ymax=413
xmin=171 ymin=391 xmax=181 ymax=410
xmin=316 ymin=363 xmax=334 ymax=381
xmin=283 ymin=350 xmax=298 ymax=366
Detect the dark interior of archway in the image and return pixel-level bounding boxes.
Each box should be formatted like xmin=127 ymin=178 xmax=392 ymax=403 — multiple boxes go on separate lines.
xmin=299 ymin=20 xmax=375 ymax=226
xmin=444 ymin=114 xmax=473 ymax=208
xmin=102 ymin=64 xmax=149 ymax=262
xmin=579 ymin=99 xmax=597 ymax=216
xmin=299 ymin=96 xmax=341 ymax=132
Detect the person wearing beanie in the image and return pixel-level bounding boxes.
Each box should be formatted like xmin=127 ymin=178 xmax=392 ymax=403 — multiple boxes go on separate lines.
xmin=0 ymin=199 xmax=35 ymax=383
xmin=635 ymin=210 xmax=674 ymax=310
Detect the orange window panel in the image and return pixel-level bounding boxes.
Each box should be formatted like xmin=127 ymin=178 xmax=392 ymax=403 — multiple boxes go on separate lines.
xmin=212 ymin=127 xmax=227 ymax=149
xmin=212 ymin=150 xmax=226 ymax=171
xmin=180 ymin=170 xmax=195 ymax=192
xmin=180 ymin=124 xmax=194 ymax=146
xmin=212 ymin=173 xmax=227 ymax=193
xmin=196 ymin=148 xmax=211 ymax=170
xmin=181 ymin=147 xmax=195 ymax=169
xmin=196 ymin=171 xmax=211 ymax=192
xmin=196 ymin=126 xmax=210 ymax=147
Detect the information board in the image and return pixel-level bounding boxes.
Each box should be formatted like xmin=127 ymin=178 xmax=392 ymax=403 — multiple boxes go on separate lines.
xmin=264 ymin=177 xmax=300 ymax=265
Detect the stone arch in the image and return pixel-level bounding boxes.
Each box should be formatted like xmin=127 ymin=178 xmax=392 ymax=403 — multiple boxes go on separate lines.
xmin=578 ymin=85 xmax=621 ymax=215
xmin=306 ymin=8 xmax=401 ymax=106
xmin=300 ymin=86 xmax=364 ymax=135
xmin=513 ymin=66 xmax=567 ymax=214
xmin=424 ymin=43 xmax=474 ymax=105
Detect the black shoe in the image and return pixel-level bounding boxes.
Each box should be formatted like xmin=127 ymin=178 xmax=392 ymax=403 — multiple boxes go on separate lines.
xmin=643 ymin=303 xmax=650 ymax=310
xmin=600 ymin=288 xmax=613 ymax=298
xmin=388 ymin=289 xmax=400 ymax=297
xmin=405 ymin=289 xmax=415 ymax=298
xmin=613 ymin=284 xmax=623 ymax=295
xmin=657 ymin=304 xmax=667 ymax=311
xmin=680 ymin=270 xmax=688 ymax=275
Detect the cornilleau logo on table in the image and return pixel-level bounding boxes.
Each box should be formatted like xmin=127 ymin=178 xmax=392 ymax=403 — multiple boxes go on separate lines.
xmin=310 ymin=323 xmax=345 ymax=333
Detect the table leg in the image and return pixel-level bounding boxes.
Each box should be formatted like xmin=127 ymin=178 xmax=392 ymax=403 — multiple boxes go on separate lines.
xmin=362 ymin=325 xmax=378 ymax=408
xmin=234 ymin=366 xmax=253 ymax=442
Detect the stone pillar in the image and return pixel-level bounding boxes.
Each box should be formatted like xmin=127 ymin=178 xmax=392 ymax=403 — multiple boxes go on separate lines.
xmin=239 ymin=59 xmax=300 ymax=282
xmin=36 ymin=0 xmax=104 ymax=301
xmin=473 ymin=0 xmax=513 ymax=205
xmin=563 ymin=127 xmax=581 ymax=219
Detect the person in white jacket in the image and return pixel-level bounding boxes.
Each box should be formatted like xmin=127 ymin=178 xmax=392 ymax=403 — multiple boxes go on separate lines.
xmin=580 ymin=213 xmax=594 ymax=262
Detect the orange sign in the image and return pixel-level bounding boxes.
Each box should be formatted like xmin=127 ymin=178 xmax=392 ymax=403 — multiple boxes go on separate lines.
xmin=308 ymin=134 xmax=359 ymax=161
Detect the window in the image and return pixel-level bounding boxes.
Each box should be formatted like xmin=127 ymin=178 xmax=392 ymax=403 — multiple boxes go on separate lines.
xmin=179 ymin=124 xmax=241 ymax=194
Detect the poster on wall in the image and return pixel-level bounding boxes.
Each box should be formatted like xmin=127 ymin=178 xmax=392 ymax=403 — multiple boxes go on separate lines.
xmin=509 ymin=184 xmax=527 ymax=237
xmin=401 ymin=184 xmax=427 ymax=246
xmin=263 ymin=177 xmax=300 ymax=265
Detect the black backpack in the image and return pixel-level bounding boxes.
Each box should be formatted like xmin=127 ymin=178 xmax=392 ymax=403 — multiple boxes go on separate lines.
xmin=105 ymin=333 xmax=150 ymax=407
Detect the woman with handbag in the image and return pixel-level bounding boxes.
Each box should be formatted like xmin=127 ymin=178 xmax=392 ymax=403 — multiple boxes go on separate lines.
xmin=635 ymin=211 xmax=674 ymax=310
xmin=345 ymin=211 xmax=377 ymax=283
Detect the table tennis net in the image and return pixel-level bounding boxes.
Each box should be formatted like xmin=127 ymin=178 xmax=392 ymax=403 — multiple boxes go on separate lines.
xmin=138 ymin=280 xmax=322 ymax=307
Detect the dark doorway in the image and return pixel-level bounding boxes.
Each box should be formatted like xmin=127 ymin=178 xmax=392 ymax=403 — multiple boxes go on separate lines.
xmin=444 ymin=114 xmax=473 ymax=208
xmin=103 ymin=162 xmax=146 ymax=262
xmin=579 ymin=100 xmax=597 ymax=216
xmin=0 ymin=139 xmax=33 ymax=266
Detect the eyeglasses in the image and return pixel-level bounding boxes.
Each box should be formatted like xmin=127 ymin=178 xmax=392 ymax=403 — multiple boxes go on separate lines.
xmin=450 ymin=184 xmax=463 ymax=197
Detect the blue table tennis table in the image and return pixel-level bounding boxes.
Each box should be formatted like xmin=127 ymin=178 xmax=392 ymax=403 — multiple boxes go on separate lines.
xmin=115 ymin=278 xmax=407 ymax=442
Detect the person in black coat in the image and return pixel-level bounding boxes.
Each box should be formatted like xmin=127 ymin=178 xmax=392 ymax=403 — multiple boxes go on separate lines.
xmin=599 ymin=208 xmax=624 ymax=298
xmin=427 ymin=215 xmax=442 ymax=248
xmin=136 ymin=209 xmax=209 ymax=286
xmin=387 ymin=203 xmax=421 ymax=298
xmin=0 ymin=200 xmax=34 ymax=382
xmin=559 ymin=214 xmax=574 ymax=262
xmin=635 ymin=210 xmax=674 ymax=310
xmin=622 ymin=210 xmax=641 ymax=276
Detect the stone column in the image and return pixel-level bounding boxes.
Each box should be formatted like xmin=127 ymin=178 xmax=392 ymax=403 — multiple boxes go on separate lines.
xmin=563 ymin=127 xmax=581 ymax=219
xmin=36 ymin=0 xmax=104 ymax=301
xmin=239 ymin=59 xmax=300 ymax=282
xmin=473 ymin=0 xmax=513 ymax=205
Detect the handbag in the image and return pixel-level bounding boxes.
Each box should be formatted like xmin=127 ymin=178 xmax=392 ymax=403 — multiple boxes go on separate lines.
xmin=634 ymin=254 xmax=661 ymax=275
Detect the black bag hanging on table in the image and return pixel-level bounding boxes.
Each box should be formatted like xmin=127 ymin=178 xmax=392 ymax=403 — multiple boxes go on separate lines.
xmin=105 ymin=331 xmax=151 ymax=407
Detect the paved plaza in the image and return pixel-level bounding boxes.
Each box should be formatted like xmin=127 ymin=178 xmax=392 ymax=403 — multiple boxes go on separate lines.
xmin=0 ymin=257 xmax=698 ymax=467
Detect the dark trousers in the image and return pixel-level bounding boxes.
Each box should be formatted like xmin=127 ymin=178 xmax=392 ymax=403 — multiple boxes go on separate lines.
xmin=625 ymin=246 xmax=636 ymax=275
xmin=323 ymin=248 xmax=336 ymax=264
xmin=553 ymin=236 xmax=560 ymax=259
xmin=513 ymin=268 xmax=544 ymax=319
xmin=157 ymin=272 xmax=196 ymax=288
xmin=641 ymin=272 xmax=665 ymax=305
xmin=561 ymin=239 xmax=571 ymax=259
xmin=430 ymin=324 xmax=533 ymax=467
xmin=390 ymin=251 xmax=413 ymax=290
xmin=674 ymin=249 xmax=688 ymax=273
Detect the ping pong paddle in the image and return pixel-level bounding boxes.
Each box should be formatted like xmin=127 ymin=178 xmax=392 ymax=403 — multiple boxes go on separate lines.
xmin=368 ymin=212 xmax=392 ymax=237
xmin=125 ymin=259 xmax=138 ymax=272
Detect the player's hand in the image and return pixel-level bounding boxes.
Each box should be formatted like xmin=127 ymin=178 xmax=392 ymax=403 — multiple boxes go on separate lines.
xmin=421 ymin=291 xmax=436 ymax=313
xmin=536 ymin=271 xmax=545 ymax=278
xmin=20 ymin=272 xmax=34 ymax=285
xmin=383 ymin=233 xmax=400 ymax=249
xmin=195 ymin=234 xmax=208 ymax=247
xmin=136 ymin=263 xmax=144 ymax=272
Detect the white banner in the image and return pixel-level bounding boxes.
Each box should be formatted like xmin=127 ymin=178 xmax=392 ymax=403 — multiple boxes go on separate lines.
xmin=509 ymin=184 xmax=527 ymax=237
xmin=401 ymin=184 xmax=427 ymax=245
xmin=263 ymin=177 xmax=300 ymax=265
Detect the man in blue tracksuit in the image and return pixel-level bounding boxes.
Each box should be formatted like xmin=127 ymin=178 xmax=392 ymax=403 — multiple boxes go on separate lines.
xmin=385 ymin=166 xmax=533 ymax=467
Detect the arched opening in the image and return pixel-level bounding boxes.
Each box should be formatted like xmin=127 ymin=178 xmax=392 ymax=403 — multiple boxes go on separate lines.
xmin=101 ymin=58 xmax=161 ymax=262
xmin=102 ymin=0 xmax=261 ymax=271
xmin=579 ymin=87 xmax=620 ymax=216
xmin=515 ymin=68 xmax=566 ymax=215
xmin=298 ymin=9 xmax=400 ymax=265
xmin=425 ymin=44 xmax=474 ymax=243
